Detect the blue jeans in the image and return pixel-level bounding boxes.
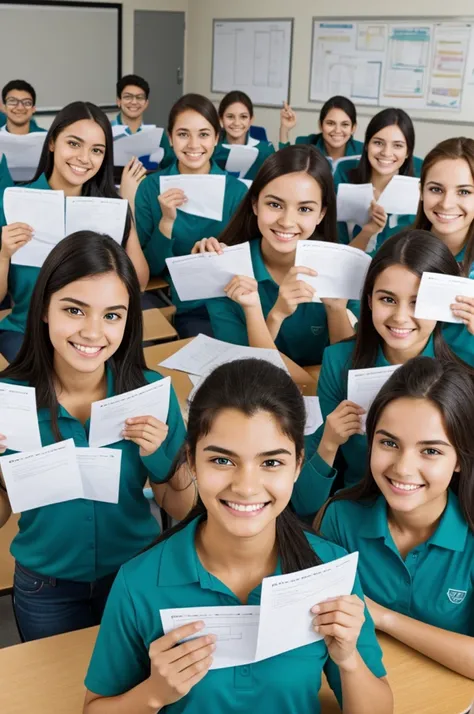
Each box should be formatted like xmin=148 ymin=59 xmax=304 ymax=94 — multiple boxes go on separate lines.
xmin=0 ymin=330 xmax=23 ymax=363
xmin=13 ymin=562 xmax=117 ymax=642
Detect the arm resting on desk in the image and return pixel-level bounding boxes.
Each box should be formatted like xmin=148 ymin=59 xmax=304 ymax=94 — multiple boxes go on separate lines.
xmin=85 ymin=681 xmax=164 ymax=714
xmin=339 ymin=653 xmax=393 ymax=714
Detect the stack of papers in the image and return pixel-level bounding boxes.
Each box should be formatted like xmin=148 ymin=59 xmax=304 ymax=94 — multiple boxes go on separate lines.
xmin=348 ymin=366 xmax=401 ymax=431
xmin=336 ymin=183 xmax=373 ymax=225
xmin=414 ymin=272 xmax=474 ymax=323
xmin=295 ymin=241 xmax=371 ymax=300
xmin=0 ymin=132 xmax=46 ymax=181
xmin=161 ymin=552 xmax=358 ymax=668
xmin=113 ymin=127 xmax=164 ymax=166
xmin=3 ymin=188 xmax=128 ymax=267
xmin=159 ymin=175 xmax=226 ymax=221
xmin=0 ymin=383 xmax=42 ymax=452
xmin=159 ymin=334 xmax=288 ymax=377
xmin=378 ymin=175 xmax=420 ymax=215
xmin=165 ymin=242 xmax=255 ymax=301
xmin=223 ymin=144 xmax=259 ymax=177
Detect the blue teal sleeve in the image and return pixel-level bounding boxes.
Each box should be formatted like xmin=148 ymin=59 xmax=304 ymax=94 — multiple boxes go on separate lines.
xmin=141 ymin=384 xmax=186 ymax=483
xmin=295 ymin=135 xmax=311 ymax=145
xmin=324 ymin=572 xmax=386 ymax=705
xmin=318 ymin=500 xmax=346 ymax=547
xmin=159 ymin=133 xmax=175 ymax=169
xmin=278 ymin=141 xmax=290 ymax=150
xmin=135 ymin=177 xmax=171 ymax=276
xmin=85 ymin=567 xmax=150 ymax=696
xmin=317 ymin=347 xmax=347 ymax=420
xmin=290 ymin=425 xmax=337 ymax=518
xmin=336 ymin=221 xmax=351 ymax=245
xmin=227 ymin=178 xmax=248 ymax=215
xmin=206 ymin=297 xmax=249 ymax=346
xmin=442 ymin=323 xmax=474 ymax=367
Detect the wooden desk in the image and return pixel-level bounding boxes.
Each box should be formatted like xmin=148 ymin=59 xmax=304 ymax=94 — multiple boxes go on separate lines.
xmin=1 ymin=628 xmax=472 ymax=714
xmin=145 ymin=276 xmax=169 ymax=292
xmin=0 ymin=513 xmax=19 ymax=594
xmin=142 ymin=308 xmax=177 ymax=343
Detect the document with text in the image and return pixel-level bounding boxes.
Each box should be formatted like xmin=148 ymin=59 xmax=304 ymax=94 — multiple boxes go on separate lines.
xmin=0 ymin=383 xmax=42 ymax=453
xmin=295 ymin=241 xmax=371 ymax=300
xmin=414 ymin=272 xmax=474 ymax=323
xmin=348 ymin=366 xmax=401 ymax=430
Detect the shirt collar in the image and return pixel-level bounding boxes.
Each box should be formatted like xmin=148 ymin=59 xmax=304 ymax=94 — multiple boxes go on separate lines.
xmin=250 ymin=238 xmax=274 ymax=283
xmin=430 ymin=490 xmax=468 ymax=552
xmin=375 ymin=334 xmax=436 ymax=366
xmin=359 ymin=496 xmax=389 ymax=539
xmin=169 ymin=160 xmax=225 ymax=176
xmin=27 ymin=173 xmax=50 ymax=190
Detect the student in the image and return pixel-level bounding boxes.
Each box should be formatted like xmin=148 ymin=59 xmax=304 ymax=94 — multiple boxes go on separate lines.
xmin=213 ymin=91 xmax=274 ymax=180
xmin=1 ymin=80 xmax=46 ymax=135
xmin=0 ymin=232 xmax=193 ymax=642
xmin=0 ymin=100 xmax=149 ymax=362
xmin=317 ymin=356 xmax=474 ymax=679
xmin=135 ymin=93 xmax=247 ymax=337
xmin=279 ymin=96 xmax=363 ymax=172
xmin=317 ymin=229 xmax=474 ymax=489
xmin=414 ymin=137 xmax=474 ymax=278
xmin=334 ymin=108 xmax=418 ymax=250
xmin=83 ymin=358 xmax=392 ymax=714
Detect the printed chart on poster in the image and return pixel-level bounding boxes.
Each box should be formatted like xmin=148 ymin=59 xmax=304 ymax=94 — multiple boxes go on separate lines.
xmin=310 ymin=18 xmax=474 ymax=120
xmin=211 ymin=19 xmax=293 ymax=107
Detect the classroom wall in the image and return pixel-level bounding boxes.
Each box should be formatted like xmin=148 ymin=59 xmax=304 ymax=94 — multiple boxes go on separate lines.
xmin=186 ymin=0 xmax=474 ymax=158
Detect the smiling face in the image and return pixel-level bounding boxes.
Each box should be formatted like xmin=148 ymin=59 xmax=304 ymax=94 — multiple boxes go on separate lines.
xmin=169 ymin=109 xmax=218 ymax=174
xmin=371 ymin=397 xmax=458 ymax=516
xmin=370 ymin=265 xmax=436 ymax=360
xmin=117 ymin=83 xmax=149 ymax=122
xmin=45 ymin=272 xmax=129 ymax=377
xmin=220 ymin=101 xmax=252 ymax=144
xmin=422 ymin=158 xmax=474 ymax=245
xmin=367 ymin=124 xmax=409 ymax=179
xmin=320 ymin=107 xmax=355 ymax=152
xmin=3 ymin=88 xmax=36 ymax=129
xmin=49 ymin=119 xmax=106 ymax=191
xmin=253 ymin=172 xmax=326 ymax=256
xmin=193 ymin=408 xmax=301 ymax=540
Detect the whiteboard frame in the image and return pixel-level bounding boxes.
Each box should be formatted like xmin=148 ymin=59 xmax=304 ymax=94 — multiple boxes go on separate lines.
xmin=210 ymin=17 xmax=294 ymax=108
xmin=0 ymin=0 xmax=122 ymax=113
xmin=308 ymin=15 xmax=474 ymax=124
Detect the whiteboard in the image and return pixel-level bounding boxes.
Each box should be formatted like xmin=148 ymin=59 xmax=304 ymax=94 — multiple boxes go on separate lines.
xmin=309 ymin=17 xmax=474 ymax=122
xmin=211 ymin=19 xmax=293 ymax=107
xmin=0 ymin=2 xmax=121 ymax=112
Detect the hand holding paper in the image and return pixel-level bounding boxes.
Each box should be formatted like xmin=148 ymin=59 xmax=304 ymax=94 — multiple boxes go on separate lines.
xmin=0 ymin=383 xmax=42 ymax=452
xmin=348 ymin=366 xmax=400 ymax=430
xmin=336 ymin=183 xmax=373 ymax=225
xmin=295 ymin=241 xmax=371 ymax=300
xmin=159 ymin=175 xmax=226 ymax=221
xmin=414 ymin=272 xmax=474 ymax=324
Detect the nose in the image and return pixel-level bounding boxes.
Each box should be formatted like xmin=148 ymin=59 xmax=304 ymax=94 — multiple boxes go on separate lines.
xmin=79 ymin=315 xmax=103 ymax=342
xmin=392 ymin=449 xmax=415 ymax=480
xmin=437 ymin=189 xmax=457 ymax=210
xmin=278 ymin=207 xmax=297 ymax=229
xmin=231 ymin=465 xmax=262 ymax=499
xmin=392 ymin=301 xmax=412 ymax=324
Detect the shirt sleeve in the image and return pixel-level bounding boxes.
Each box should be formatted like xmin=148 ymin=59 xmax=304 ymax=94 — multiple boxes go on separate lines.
xmin=135 ymin=178 xmax=171 ymax=276
xmin=290 ymin=425 xmax=337 ymax=518
xmin=227 ymin=178 xmax=248 ymax=214
xmin=317 ymin=347 xmax=347 ymax=420
xmin=84 ymin=567 xmax=151 ymax=697
xmin=206 ymin=297 xmax=249 ymax=346
xmin=141 ymin=384 xmax=186 ymax=483
xmin=318 ymin=501 xmax=346 ymax=547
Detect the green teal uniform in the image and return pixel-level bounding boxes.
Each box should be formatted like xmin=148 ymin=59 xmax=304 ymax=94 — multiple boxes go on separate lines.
xmin=214 ymin=133 xmax=275 ymax=180
xmin=1 ymin=367 xmax=186 ymax=581
xmin=317 ymin=332 xmax=474 ymax=488
xmin=0 ymin=111 xmax=5 ymax=128
xmin=0 ymin=119 xmax=46 ymax=134
xmin=454 ymin=245 xmax=474 ymax=279
xmin=292 ymin=428 xmax=337 ymax=518
xmin=111 ymin=114 xmax=174 ymax=168
xmin=320 ymin=491 xmax=474 ymax=635
xmin=280 ymin=134 xmax=363 ymax=174
xmin=0 ymin=153 xmax=12 ymax=191
xmin=135 ymin=161 xmax=247 ymax=313
xmin=206 ymin=239 xmax=337 ymax=366
xmin=85 ymin=516 xmax=385 ymax=711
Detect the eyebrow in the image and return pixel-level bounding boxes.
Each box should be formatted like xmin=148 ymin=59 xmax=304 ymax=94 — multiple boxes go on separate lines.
xmin=264 ymin=193 xmax=319 ymax=206
xmin=374 ymin=289 xmax=417 ymax=298
xmin=175 ymin=126 xmax=211 ymax=132
xmin=373 ymin=136 xmax=406 ymax=143
xmin=65 ymin=134 xmax=106 ymax=148
xmin=59 ymin=297 xmax=128 ymax=311
xmin=376 ymin=429 xmax=451 ymax=447
xmin=426 ymin=180 xmax=474 ymax=189
xmin=203 ymin=445 xmax=293 ymax=457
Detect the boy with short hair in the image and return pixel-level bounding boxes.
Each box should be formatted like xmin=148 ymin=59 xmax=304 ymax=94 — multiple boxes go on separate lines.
xmin=1 ymin=79 xmax=45 ymax=134
xmin=112 ymin=74 xmax=150 ymax=135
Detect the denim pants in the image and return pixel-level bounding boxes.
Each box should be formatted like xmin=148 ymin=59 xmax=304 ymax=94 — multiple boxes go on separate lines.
xmin=0 ymin=330 xmax=23 ymax=363
xmin=13 ymin=562 xmax=117 ymax=642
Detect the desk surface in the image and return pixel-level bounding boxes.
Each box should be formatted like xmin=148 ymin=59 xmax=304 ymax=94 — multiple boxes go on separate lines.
xmin=1 ymin=628 xmax=471 ymax=714
xmin=142 ymin=308 xmax=177 ymax=343
xmin=146 ymin=276 xmax=169 ymax=291
xmin=0 ymin=513 xmax=19 ymax=593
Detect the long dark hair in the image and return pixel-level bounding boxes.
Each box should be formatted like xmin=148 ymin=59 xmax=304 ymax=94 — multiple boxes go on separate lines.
xmin=0 ymin=232 xmax=147 ymax=441
xmin=413 ymin=137 xmax=474 ymax=277
xmin=319 ymin=95 xmax=357 ymax=127
xmin=150 ymin=359 xmax=322 ymax=573
xmin=31 ymin=101 xmax=131 ymax=243
xmin=315 ymin=357 xmax=474 ymax=534
xmin=218 ymin=144 xmax=337 ymax=246
xmin=349 ymin=108 xmax=415 ymax=184
xmin=351 ymin=228 xmax=470 ymax=370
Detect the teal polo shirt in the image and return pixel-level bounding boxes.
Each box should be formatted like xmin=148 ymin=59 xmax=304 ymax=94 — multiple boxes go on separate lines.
xmin=0 ymin=119 xmax=46 ymax=134
xmin=0 ymin=153 xmax=13 ymax=192
xmin=111 ymin=114 xmax=174 ymax=168
xmin=206 ymin=238 xmax=333 ymax=366
xmin=85 ymin=516 xmax=385 ymax=711
xmin=320 ymin=491 xmax=474 ymax=635
xmin=0 ymin=111 xmax=5 ymax=128
xmin=213 ymin=133 xmax=275 ymax=180
xmin=2 ymin=367 xmax=186 ymax=581
xmin=291 ymin=431 xmax=337 ymax=518
xmin=454 ymin=244 xmax=474 ymax=279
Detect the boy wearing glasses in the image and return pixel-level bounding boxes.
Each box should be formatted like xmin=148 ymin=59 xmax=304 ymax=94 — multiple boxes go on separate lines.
xmin=0 ymin=80 xmax=46 ymax=134
xmin=113 ymin=74 xmax=150 ymax=135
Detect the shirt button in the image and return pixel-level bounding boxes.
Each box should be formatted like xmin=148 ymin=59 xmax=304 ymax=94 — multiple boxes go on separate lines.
xmin=241 ymin=666 xmax=250 ymax=676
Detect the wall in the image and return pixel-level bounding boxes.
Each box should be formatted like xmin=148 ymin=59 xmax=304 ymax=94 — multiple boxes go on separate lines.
xmin=186 ymin=0 xmax=474 ymax=157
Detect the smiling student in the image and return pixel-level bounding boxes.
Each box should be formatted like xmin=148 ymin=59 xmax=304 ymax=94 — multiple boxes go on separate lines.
xmin=0 ymin=80 xmax=46 ymax=135
xmin=83 ymin=359 xmax=392 ymax=714
xmin=414 ymin=137 xmax=474 ymax=279
xmin=135 ymin=93 xmax=247 ymax=337
xmin=0 ymin=232 xmax=192 ymax=642
xmin=0 ymin=101 xmax=149 ymax=362
xmin=317 ymin=356 xmax=474 ymax=679
xmin=317 ymin=229 xmax=474 ymax=489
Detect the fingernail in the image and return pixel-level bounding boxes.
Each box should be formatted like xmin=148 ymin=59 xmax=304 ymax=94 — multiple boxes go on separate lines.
xmin=195 ymin=621 xmax=204 ymax=630
xmin=311 ymin=605 xmax=320 ymax=613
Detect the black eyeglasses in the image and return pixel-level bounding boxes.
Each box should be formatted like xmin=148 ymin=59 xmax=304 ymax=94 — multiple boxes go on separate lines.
xmin=5 ymin=98 xmax=34 ymax=108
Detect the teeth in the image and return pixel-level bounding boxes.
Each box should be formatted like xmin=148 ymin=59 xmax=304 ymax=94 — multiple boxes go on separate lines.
xmin=435 ymin=213 xmax=461 ymax=220
xmin=390 ymin=480 xmax=422 ymax=491
xmin=70 ymin=165 xmax=88 ymax=173
xmin=378 ymin=159 xmax=395 ymax=165
xmin=225 ymin=501 xmax=266 ymax=512
xmin=185 ymin=152 xmax=204 ymax=157
xmin=72 ymin=343 xmax=103 ymax=355
xmin=274 ymin=231 xmax=296 ymax=238
xmin=388 ymin=327 xmax=413 ymax=335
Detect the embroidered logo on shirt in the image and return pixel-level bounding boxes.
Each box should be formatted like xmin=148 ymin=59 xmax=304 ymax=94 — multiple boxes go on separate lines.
xmin=311 ymin=326 xmax=325 ymax=336
xmin=447 ymin=588 xmax=467 ymax=604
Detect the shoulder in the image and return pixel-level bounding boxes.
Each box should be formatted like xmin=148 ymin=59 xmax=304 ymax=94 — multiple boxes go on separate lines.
xmin=304 ymin=529 xmax=348 ymax=562
xmin=119 ymin=536 xmax=165 ymax=587
xmin=323 ymin=498 xmax=366 ymax=525
xmin=322 ymin=339 xmax=355 ymax=369
xmin=138 ymin=168 xmax=167 ymax=198
xmin=143 ymin=369 xmax=166 ymax=385
xmin=0 ymin=376 xmax=29 ymax=387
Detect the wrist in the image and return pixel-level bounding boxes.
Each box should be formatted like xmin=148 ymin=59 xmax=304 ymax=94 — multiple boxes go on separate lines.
xmin=0 ymin=254 xmax=10 ymax=264
xmin=159 ymin=218 xmax=174 ymax=239
xmin=317 ymin=437 xmax=338 ymax=467
xmin=336 ymin=650 xmax=360 ymax=674
xmin=142 ymin=677 xmax=164 ymax=711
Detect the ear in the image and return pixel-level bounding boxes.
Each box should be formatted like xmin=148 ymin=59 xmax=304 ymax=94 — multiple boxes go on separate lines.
xmin=368 ymin=294 xmax=373 ymax=311
xmin=167 ymin=131 xmax=173 ymax=148
xmin=251 ymin=197 xmax=258 ymax=217
xmin=316 ymin=206 xmax=327 ymax=225
xmin=293 ymin=453 xmax=304 ymax=484
xmin=48 ymin=138 xmax=55 ymax=153
xmin=351 ymin=122 xmax=357 ymax=136
xmin=219 ymin=118 xmax=225 ymax=130
xmin=116 ymin=98 xmax=121 ymax=109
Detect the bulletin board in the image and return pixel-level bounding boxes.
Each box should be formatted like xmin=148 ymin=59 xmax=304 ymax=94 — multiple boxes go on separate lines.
xmin=309 ymin=17 xmax=474 ymax=121
xmin=211 ymin=18 xmax=293 ymax=107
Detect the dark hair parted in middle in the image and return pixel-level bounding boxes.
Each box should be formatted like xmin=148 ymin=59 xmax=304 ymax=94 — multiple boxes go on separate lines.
xmin=319 ymin=95 xmax=357 ymax=126
xmin=167 ymin=93 xmax=221 ymax=136
xmin=217 ymin=144 xmax=337 ymax=245
xmin=218 ymin=91 xmax=254 ymax=119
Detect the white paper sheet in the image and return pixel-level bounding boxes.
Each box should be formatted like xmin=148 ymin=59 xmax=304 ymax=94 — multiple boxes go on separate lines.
xmin=0 ymin=439 xmax=83 ymax=513
xmin=414 ymin=272 xmax=474 ymax=323
xmin=113 ymin=127 xmax=164 ymax=166
xmin=159 ymin=334 xmax=288 ymax=376
xmin=159 ymin=175 xmax=226 ymax=221
xmin=4 ymin=188 xmax=65 ymax=268
xmin=223 ymin=144 xmax=259 ymax=177
xmin=348 ymin=366 xmax=401 ymax=430
xmin=89 ymin=377 xmax=171 ymax=448
xmin=336 ymin=183 xmax=373 ymax=225
xmin=65 ymin=196 xmax=128 ymax=244
xmin=0 ymin=132 xmax=46 ymax=170
xmin=0 ymin=383 xmax=42 ymax=453
xmin=378 ymin=175 xmax=420 ymax=215
xmin=303 ymin=396 xmax=323 ymax=436
xmin=295 ymin=241 xmax=371 ymax=300
xmin=165 ymin=243 xmax=255 ymax=301
xmin=255 ymin=552 xmax=359 ymax=661
xmin=239 ymin=178 xmax=252 ymax=189
xmin=111 ymin=124 xmax=157 ymax=139
xmin=160 ymin=606 xmax=259 ymax=669
xmin=76 ymin=447 xmax=121 ymax=504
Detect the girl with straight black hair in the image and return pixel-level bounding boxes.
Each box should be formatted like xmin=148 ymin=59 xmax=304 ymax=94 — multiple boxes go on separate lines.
xmin=317 ymin=356 xmax=474 ymax=678
xmin=83 ymin=358 xmax=392 ymax=714
xmin=0 ymin=232 xmax=191 ymax=642
xmin=0 ymin=101 xmax=149 ymax=362
xmin=316 ymin=229 xmax=474 ymax=489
